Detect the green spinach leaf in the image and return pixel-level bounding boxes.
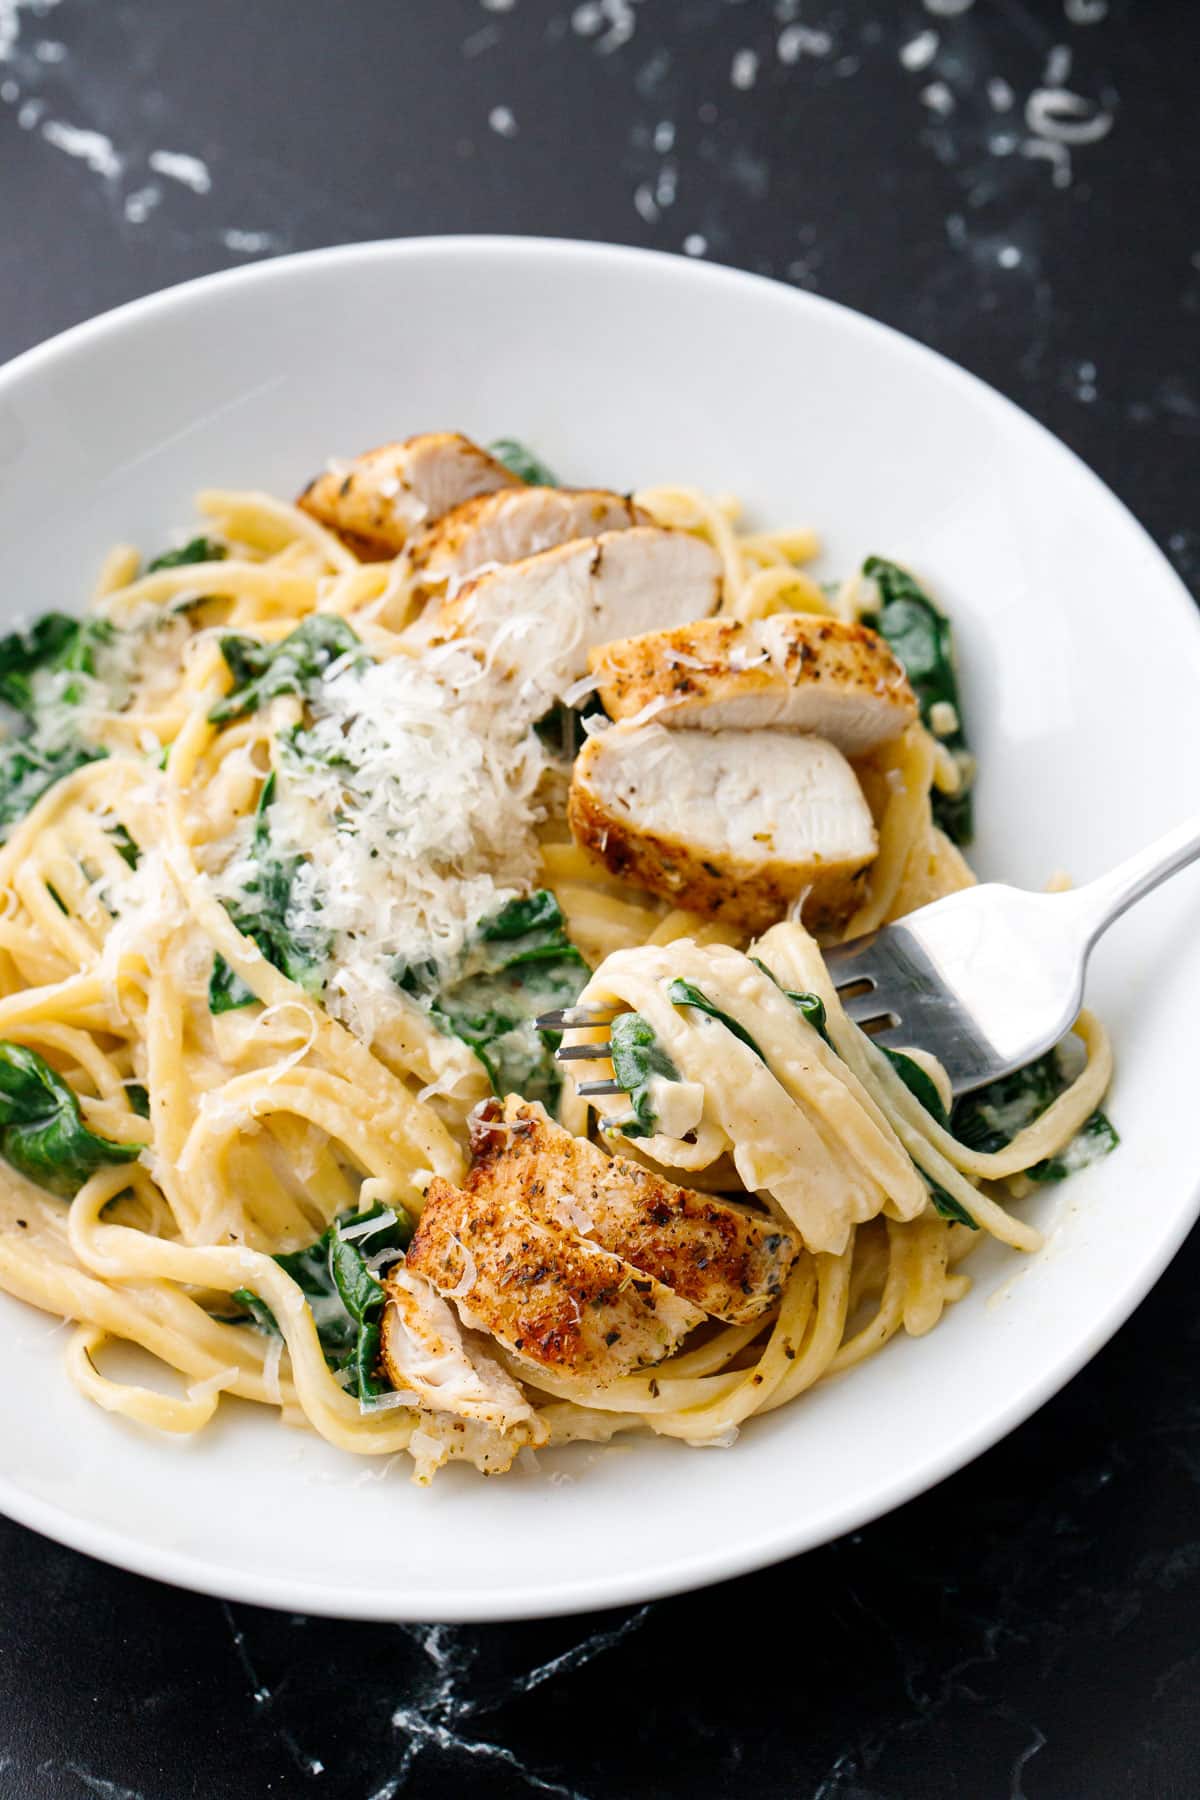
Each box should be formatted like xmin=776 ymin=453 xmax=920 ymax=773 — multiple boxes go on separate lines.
xmin=124 ymin=1082 xmax=151 ymax=1119
xmin=209 ymin=616 xmax=365 ymax=724
xmin=860 ymin=556 xmax=975 ymax=845
xmin=396 ymin=890 xmax=589 ymax=1107
xmin=1026 ymin=1109 xmax=1119 ymax=1183
xmin=0 ymin=612 xmax=113 ymax=716
xmin=109 ymin=822 xmax=140 ymax=869
xmin=951 ymin=1053 xmax=1057 ymax=1154
xmin=209 ymin=773 xmax=330 ymax=1011
xmin=230 ymin=1288 xmax=280 ymax=1335
xmin=0 ymin=614 xmax=81 ymax=713
xmin=208 ymin=957 xmax=257 ymax=1014
xmin=666 ymin=978 xmax=768 ymax=1064
xmin=232 ymin=1202 xmax=413 ymax=1400
xmin=488 ymin=438 xmax=558 ymax=486
xmin=0 ymin=739 xmax=106 ymax=833
xmin=883 ymin=1048 xmax=950 ymax=1130
xmin=609 ymin=1011 xmax=680 ymax=1139
xmin=148 ymin=536 xmax=228 ymax=572
xmin=0 ymin=1041 xmax=140 ymax=1198
xmin=749 ymin=958 xmax=831 ymax=1043
xmin=928 ymin=1180 xmax=979 ymax=1231
xmin=951 ymin=1048 xmax=1118 ymax=1185
xmin=0 ymin=613 xmax=120 ymax=834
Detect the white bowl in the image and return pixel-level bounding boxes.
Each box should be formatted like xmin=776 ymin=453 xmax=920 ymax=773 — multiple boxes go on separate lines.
xmin=0 ymin=238 xmax=1197 ymax=1622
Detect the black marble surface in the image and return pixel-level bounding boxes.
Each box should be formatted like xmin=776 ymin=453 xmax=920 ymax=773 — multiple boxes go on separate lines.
xmin=1 ymin=3 xmax=1198 ymax=1796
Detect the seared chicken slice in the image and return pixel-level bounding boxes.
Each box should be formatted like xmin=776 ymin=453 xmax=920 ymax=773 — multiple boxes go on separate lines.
xmin=473 ymin=1097 xmax=796 ymax=1324
xmin=591 ymin=614 xmax=917 ymax=755
xmin=380 ymin=1264 xmax=544 ymax=1439
xmin=409 ymin=487 xmax=649 ymax=595
xmin=406 ymin=1412 xmax=535 ymax=1484
xmin=407 ymin=1173 xmax=704 ymax=1386
xmin=569 ymin=724 xmax=877 ymax=932
xmin=423 ymin=527 xmax=722 ymax=703
xmin=297 ymin=433 xmax=521 ymax=560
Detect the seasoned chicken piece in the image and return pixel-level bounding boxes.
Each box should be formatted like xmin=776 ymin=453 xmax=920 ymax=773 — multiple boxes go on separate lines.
xmin=591 ymin=614 xmax=917 ymax=755
xmin=407 ymin=1172 xmax=704 ymax=1386
xmin=297 ymin=433 xmax=521 ymax=560
xmin=569 ymin=723 xmax=877 ymax=932
xmin=380 ymin=1264 xmax=545 ymax=1440
xmin=423 ymin=527 xmax=721 ymax=704
xmin=409 ymin=487 xmax=649 ymax=595
xmin=406 ymin=1411 xmax=534 ymax=1484
xmin=472 ymin=1097 xmax=797 ymax=1323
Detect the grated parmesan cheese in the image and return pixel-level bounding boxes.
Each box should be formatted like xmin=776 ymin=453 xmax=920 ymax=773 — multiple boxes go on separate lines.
xmin=186 ymin=1365 xmax=242 ymax=1405
xmin=212 ymin=645 xmax=552 ymax=1043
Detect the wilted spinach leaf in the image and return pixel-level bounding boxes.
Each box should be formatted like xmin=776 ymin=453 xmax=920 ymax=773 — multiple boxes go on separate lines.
xmin=861 ymin=556 xmax=974 ymax=845
xmin=0 ymin=739 xmax=106 ymax=834
xmin=666 ymin=979 xmax=768 ymax=1064
xmin=883 ymin=1048 xmax=950 ymax=1130
xmin=124 ymin=1083 xmax=151 ymax=1119
xmin=609 ymin=1011 xmax=680 ymax=1139
xmin=105 ymin=821 xmax=140 ymax=870
xmin=148 ymin=536 xmax=228 ymax=572
xmin=209 ymin=773 xmax=329 ymax=1011
xmin=951 ymin=1047 xmax=1117 ymax=1185
xmin=0 ymin=612 xmax=120 ymax=834
xmin=209 ymin=615 xmax=365 ymax=724
xmin=927 ymin=1180 xmax=979 ymax=1231
xmin=0 ymin=1041 xmax=140 ymax=1198
xmin=749 ymin=958 xmax=830 ymax=1044
xmin=0 ymin=614 xmax=82 ymax=713
xmin=1026 ymin=1109 xmax=1119 ymax=1183
xmin=232 ymin=1202 xmax=413 ymax=1400
xmin=488 ymin=438 xmax=559 ymax=486
xmin=396 ymin=890 xmax=589 ymax=1107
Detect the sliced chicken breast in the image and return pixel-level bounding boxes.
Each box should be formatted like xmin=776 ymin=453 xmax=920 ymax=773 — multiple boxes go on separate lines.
xmin=409 ymin=487 xmax=649 ymax=594
xmin=591 ymin=614 xmax=917 ymax=754
xmin=380 ymin=1263 xmax=542 ymax=1437
xmin=423 ymin=527 xmax=722 ymax=705
xmin=407 ymin=1171 xmax=704 ymax=1386
xmin=472 ymin=1097 xmax=797 ymax=1324
xmin=406 ymin=1411 xmax=534 ymax=1483
xmin=297 ymin=433 xmax=522 ymax=560
xmin=568 ymin=723 xmax=877 ymax=932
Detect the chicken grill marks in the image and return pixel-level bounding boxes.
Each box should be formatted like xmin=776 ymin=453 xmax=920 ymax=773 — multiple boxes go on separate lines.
xmin=403 ymin=1099 xmax=796 ymax=1387
xmin=470 ymin=1098 xmax=797 ymax=1322
xmin=567 ymin=614 xmax=921 ymax=929
xmin=297 ymin=432 xmax=521 ymax=559
xmin=408 ymin=1166 xmax=704 ymax=1384
xmin=408 ymin=487 xmax=650 ymax=595
xmin=590 ymin=613 xmax=917 ymax=754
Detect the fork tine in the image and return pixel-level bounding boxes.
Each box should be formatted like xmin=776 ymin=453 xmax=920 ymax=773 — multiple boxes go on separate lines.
xmin=554 ymin=1042 xmax=614 ymax=1061
xmin=535 ymin=1006 xmax=617 ymax=1030
xmin=855 ymin=1020 xmax=915 ymax=1054
xmin=576 ymin=1079 xmax=625 ymax=1097
xmin=839 ymin=988 xmax=901 ymax=1030
xmin=821 ymin=937 xmax=885 ymax=991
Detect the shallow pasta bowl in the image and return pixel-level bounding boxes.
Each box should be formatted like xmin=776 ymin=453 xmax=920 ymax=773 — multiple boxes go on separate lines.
xmin=0 ymin=236 xmax=1198 ymax=1622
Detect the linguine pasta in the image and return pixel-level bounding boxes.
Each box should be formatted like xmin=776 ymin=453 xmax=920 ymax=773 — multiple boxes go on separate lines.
xmin=0 ymin=456 xmax=1115 ymax=1481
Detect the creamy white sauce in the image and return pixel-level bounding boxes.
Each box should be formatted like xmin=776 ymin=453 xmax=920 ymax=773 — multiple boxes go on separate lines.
xmin=572 ymin=936 xmax=928 ymax=1255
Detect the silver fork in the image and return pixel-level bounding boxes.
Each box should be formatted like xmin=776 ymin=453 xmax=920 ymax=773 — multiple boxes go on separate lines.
xmin=539 ymin=814 xmax=1200 ymax=1098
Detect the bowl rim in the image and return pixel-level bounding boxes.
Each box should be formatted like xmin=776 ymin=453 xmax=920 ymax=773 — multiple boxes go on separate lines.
xmin=0 ymin=233 xmax=1197 ymax=1621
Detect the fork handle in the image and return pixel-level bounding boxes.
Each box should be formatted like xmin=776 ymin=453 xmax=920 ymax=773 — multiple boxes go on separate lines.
xmin=1071 ymin=812 xmax=1200 ymax=946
